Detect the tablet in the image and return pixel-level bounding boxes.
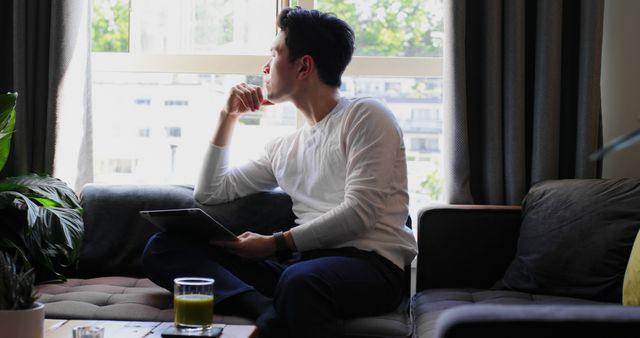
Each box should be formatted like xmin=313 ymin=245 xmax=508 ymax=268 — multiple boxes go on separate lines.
xmin=140 ymin=208 xmax=238 ymax=241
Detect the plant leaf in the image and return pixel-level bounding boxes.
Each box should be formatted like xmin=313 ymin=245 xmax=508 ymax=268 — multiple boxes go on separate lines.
xmin=0 ymin=180 xmax=22 ymax=192
xmin=6 ymin=174 xmax=82 ymax=209
xmin=1 ymin=190 xmax=42 ymax=228
xmin=0 ymin=175 xmax=83 ymax=281
xmin=28 ymin=196 xmax=61 ymax=208
xmin=0 ymin=92 xmax=17 ymax=174
xmin=42 ymin=206 xmax=84 ymax=266
xmin=0 ymin=237 xmax=31 ymax=269
xmin=0 ymin=252 xmax=37 ymax=310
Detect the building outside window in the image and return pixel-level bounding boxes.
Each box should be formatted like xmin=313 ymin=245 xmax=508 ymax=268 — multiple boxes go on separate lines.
xmin=164 ymin=100 xmax=189 ymax=106
xmin=89 ymin=0 xmax=444 ymax=219
xmin=165 ymin=127 xmax=182 ymax=137
xmin=138 ymin=127 xmax=150 ymax=137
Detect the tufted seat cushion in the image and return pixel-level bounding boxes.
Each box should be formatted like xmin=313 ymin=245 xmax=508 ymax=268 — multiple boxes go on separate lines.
xmin=36 ymin=277 xmax=252 ymax=324
xmin=37 ymin=276 xmax=411 ymax=337
xmin=411 ymin=288 xmax=603 ymax=338
xmin=37 ymin=277 xmax=411 ymax=338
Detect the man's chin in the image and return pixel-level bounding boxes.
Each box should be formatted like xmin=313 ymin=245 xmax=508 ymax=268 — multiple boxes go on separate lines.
xmin=263 ymin=94 xmax=282 ymax=105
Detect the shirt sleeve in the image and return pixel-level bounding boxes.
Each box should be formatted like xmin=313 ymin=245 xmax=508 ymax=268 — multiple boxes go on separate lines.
xmin=290 ymin=99 xmax=406 ymax=250
xmin=193 ymin=143 xmax=279 ymax=205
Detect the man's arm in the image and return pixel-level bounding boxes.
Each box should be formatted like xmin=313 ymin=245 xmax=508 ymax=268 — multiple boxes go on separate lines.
xmin=194 ymin=84 xmax=277 ymax=205
xmin=212 ymin=109 xmax=239 ymax=147
xmin=213 ymin=82 xmax=265 ymax=147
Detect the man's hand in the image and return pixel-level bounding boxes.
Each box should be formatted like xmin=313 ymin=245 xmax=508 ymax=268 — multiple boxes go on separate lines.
xmin=210 ymin=231 xmax=276 ymax=260
xmin=222 ymin=83 xmax=265 ymax=117
xmin=213 ymin=83 xmax=266 ymax=147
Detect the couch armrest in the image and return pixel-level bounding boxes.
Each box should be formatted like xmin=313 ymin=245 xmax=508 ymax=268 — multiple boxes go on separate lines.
xmin=416 ymin=205 xmax=521 ymax=292
xmin=435 ymin=304 xmax=640 ymax=338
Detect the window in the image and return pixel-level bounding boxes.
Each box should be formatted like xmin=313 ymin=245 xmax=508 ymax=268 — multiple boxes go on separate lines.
xmin=105 ymin=159 xmax=137 ymax=174
xmin=411 ymin=138 xmax=427 ymax=152
xmin=165 ymin=127 xmax=182 ymax=137
xmin=138 ymin=127 xmax=150 ymax=137
xmin=90 ymin=0 xmax=444 ymax=218
xmin=164 ymin=100 xmax=188 ymax=106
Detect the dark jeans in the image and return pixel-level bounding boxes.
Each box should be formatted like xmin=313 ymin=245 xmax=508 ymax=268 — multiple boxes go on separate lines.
xmin=143 ymin=232 xmax=404 ymax=338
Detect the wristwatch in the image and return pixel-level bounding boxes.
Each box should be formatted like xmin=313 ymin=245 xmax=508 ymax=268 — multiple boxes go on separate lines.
xmin=273 ymin=231 xmax=293 ymax=261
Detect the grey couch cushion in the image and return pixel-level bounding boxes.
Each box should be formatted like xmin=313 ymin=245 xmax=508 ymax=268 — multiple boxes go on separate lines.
xmin=341 ymin=300 xmax=411 ymax=338
xmin=76 ymin=184 xmax=296 ymax=278
xmin=433 ymin=304 xmax=640 ymax=338
xmin=36 ymin=277 xmax=253 ymax=324
xmin=499 ymin=179 xmax=640 ymax=302
xmin=37 ymin=277 xmax=411 ymax=337
xmin=411 ymin=288 xmax=600 ymax=338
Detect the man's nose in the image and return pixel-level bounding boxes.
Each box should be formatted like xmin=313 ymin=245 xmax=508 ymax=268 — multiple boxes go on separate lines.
xmin=263 ymin=63 xmax=270 ymax=74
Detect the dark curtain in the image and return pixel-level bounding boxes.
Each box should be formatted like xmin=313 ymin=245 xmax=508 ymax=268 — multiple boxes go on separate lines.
xmin=443 ymin=0 xmax=605 ymax=205
xmin=0 ymin=0 xmax=92 ymax=188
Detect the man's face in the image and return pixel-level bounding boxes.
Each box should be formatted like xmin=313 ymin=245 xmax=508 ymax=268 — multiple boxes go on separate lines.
xmin=263 ymin=31 xmax=297 ymax=102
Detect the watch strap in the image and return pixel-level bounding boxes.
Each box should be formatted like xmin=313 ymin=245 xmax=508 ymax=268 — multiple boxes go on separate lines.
xmin=273 ymin=231 xmax=292 ymax=261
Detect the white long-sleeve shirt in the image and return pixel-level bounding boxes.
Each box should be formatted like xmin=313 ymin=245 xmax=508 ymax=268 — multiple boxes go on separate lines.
xmin=194 ymin=97 xmax=418 ymax=269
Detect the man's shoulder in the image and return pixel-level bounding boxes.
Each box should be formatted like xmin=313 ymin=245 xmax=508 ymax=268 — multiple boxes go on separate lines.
xmin=346 ymin=96 xmax=386 ymax=110
xmin=342 ymin=96 xmax=397 ymax=123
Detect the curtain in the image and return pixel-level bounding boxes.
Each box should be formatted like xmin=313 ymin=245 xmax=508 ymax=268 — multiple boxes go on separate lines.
xmin=0 ymin=0 xmax=93 ymax=191
xmin=443 ymin=0 xmax=605 ymax=205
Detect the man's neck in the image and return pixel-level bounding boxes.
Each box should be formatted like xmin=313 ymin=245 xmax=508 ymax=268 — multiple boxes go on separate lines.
xmin=292 ymin=86 xmax=340 ymax=126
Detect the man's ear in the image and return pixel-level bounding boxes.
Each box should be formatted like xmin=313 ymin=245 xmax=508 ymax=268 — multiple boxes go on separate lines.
xmin=297 ymin=55 xmax=315 ymax=80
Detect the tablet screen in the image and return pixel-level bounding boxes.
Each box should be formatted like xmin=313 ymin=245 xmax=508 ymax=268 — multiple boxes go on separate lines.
xmin=140 ymin=208 xmax=238 ymax=241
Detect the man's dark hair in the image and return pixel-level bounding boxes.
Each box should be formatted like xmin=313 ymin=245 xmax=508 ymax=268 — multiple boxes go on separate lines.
xmin=277 ymin=7 xmax=355 ymax=87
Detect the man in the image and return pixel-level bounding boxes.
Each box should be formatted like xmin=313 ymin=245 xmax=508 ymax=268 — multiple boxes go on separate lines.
xmin=143 ymin=7 xmax=417 ymax=338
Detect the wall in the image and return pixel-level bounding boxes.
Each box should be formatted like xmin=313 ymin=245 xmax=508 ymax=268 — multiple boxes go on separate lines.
xmin=601 ymin=0 xmax=640 ymax=177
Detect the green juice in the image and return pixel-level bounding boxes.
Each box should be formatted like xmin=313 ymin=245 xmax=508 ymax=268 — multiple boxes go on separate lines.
xmin=174 ymin=294 xmax=214 ymax=327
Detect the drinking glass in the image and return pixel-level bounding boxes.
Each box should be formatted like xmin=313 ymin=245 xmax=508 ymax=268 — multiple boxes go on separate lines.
xmin=174 ymin=277 xmax=215 ymax=331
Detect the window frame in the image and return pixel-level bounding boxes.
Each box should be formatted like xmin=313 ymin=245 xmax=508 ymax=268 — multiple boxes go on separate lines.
xmin=92 ymin=0 xmax=442 ymax=80
xmin=93 ymin=53 xmax=442 ymax=78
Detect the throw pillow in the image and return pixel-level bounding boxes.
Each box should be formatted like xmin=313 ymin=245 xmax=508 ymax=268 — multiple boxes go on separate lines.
xmin=623 ymin=229 xmax=640 ymax=305
xmin=498 ymin=178 xmax=640 ymax=303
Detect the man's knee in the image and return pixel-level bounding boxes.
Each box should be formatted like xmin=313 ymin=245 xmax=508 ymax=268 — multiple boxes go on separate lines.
xmin=142 ymin=233 xmax=173 ymax=282
xmin=142 ymin=233 xmax=197 ymax=284
xmin=274 ymin=263 xmax=332 ymax=309
xmin=142 ymin=232 xmax=171 ymax=265
xmin=273 ymin=263 xmax=339 ymax=337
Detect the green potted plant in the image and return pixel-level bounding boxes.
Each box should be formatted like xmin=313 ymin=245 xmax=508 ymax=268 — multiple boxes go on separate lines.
xmin=0 ymin=252 xmax=43 ymax=338
xmin=0 ymin=92 xmax=84 ymax=282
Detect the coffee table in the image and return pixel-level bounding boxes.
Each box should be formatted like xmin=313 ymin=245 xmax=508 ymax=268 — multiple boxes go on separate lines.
xmin=44 ymin=319 xmax=257 ymax=338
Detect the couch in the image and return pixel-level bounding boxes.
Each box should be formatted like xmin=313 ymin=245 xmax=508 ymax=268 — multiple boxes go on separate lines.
xmin=35 ymin=184 xmax=412 ymax=338
xmin=37 ymin=179 xmax=640 ymax=338
xmin=411 ymin=178 xmax=640 ymax=338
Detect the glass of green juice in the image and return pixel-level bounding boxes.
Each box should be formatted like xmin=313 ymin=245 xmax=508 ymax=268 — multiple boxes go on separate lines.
xmin=174 ymin=277 xmax=215 ymax=331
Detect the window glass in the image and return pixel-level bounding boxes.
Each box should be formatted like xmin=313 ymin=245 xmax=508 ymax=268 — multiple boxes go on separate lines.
xmin=92 ymin=0 xmax=277 ymax=54
xmin=129 ymin=0 xmax=276 ymax=54
xmin=341 ymin=76 xmax=444 ymax=216
xmin=92 ymin=0 xmax=130 ymax=52
xmin=317 ymin=0 xmax=444 ymax=57
xmin=92 ymin=72 xmax=296 ymax=184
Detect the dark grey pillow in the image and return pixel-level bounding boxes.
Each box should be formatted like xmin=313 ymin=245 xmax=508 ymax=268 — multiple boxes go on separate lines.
xmin=498 ymin=178 xmax=640 ymax=302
